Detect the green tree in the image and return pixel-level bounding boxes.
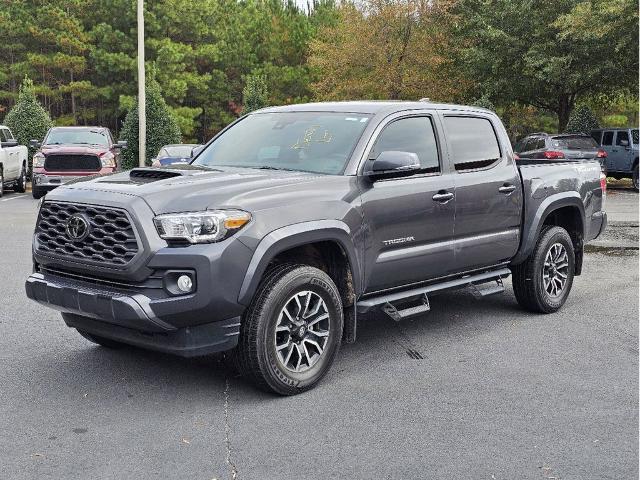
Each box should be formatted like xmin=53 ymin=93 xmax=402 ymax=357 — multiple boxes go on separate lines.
xmin=242 ymin=74 xmax=269 ymax=113
xmin=3 ymin=76 xmax=53 ymax=175
xmin=454 ymin=0 xmax=639 ymax=131
xmin=119 ymin=79 xmax=181 ymax=170
xmin=472 ymin=94 xmax=495 ymax=112
xmin=564 ymin=105 xmax=600 ymax=134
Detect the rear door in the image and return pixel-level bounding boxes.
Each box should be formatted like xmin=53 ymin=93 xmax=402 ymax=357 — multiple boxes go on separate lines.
xmin=358 ymin=112 xmax=456 ymax=293
xmin=601 ymin=131 xmax=616 ymax=171
xmin=441 ymin=113 xmax=523 ymax=271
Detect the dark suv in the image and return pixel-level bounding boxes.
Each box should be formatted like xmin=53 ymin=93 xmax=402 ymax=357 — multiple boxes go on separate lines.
xmin=514 ymin=133 xmax=606 ymax=165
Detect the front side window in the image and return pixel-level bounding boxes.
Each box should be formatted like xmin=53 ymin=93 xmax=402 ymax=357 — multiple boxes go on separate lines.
xmin=616 ymin=131 xmax=629 ymax=146
xmin=632 ymin=129 xmax=639 ymax=145
xmin=602 ymin=131 xmax=614 ymax=146
xmin=370 ymin=116 xmax=439 ymax=171
xmin=194 ymin=112 xmax=371 ymax=175
xmin=445 ymin=116 xmax=501 ymax=170
xmin=44 ymin=128 xmax=109 ymax=146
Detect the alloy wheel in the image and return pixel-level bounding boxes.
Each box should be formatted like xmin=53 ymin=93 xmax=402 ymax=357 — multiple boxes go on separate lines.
xmin=542 ymin=242 xmax=569 ymax=298
xmin=274 ymin=290 xmax=330 ymax=373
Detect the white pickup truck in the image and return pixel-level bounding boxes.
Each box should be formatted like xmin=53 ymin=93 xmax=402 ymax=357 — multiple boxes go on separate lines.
xmin=0 ymin=125 xmax=28 ymax=197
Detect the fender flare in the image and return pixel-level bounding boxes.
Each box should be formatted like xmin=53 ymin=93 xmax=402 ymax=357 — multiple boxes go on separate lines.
xmin=511 ymin=192 xmax=585 ymax=265
xmin=237 ymin=220 xmax=361 ymax=306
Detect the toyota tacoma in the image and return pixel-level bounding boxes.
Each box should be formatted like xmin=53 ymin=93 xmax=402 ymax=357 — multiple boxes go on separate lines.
xmin=25 ymin=102 xmax=607 ymax=395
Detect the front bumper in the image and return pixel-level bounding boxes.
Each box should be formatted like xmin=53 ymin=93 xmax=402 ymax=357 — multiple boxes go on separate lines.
xmin=32 ymin=168 xmax=114 ymax=188
xmin=25 ymin=272 xmax=241 ymax=356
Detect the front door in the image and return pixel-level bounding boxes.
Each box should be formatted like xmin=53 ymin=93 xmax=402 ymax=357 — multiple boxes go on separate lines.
xmin=612 ymin=130 xmax=634 ymax=173
xmin=441 ymin=114 xmax=523 ymax=271
xmin=358 ymin=113 xmax=455 ymax=293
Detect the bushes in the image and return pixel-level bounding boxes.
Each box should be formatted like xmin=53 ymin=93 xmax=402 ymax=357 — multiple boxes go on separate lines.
xmin=3 ymin=77 xmax=53 ymax=176
xmin=119 ymin=79 xmax=181 ymax=170
xmin=242 ymin=75 xmax=269 ymax=114
xmin=564 ymin=105 xmax=600 ymax=134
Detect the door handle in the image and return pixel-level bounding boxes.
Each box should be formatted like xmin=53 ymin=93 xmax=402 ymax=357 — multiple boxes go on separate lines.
xmin=432 ymin=191 xmax=454 ymax=203
xmin=498 ymin=184 xmax=516 ymax=194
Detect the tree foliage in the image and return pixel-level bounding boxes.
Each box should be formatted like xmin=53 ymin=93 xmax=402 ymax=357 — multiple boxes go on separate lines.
xmin=4 ymin=76 xmax=53 ymax=174
xmin=564 ymin=105 xmax=600 ymax=134
xmin=119 ymin=79 xmax=181 ymax=170
xmin=242 ymin=75 xmax=269 ymax=113
xmin=453 ymin=0 xmax=639 ymax=131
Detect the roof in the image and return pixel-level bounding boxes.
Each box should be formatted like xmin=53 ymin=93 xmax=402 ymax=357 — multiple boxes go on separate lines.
xmin=257 ymin=101 xmax=492 ymax=115
xmin=49 ymin=126 xmax=108 ymax=130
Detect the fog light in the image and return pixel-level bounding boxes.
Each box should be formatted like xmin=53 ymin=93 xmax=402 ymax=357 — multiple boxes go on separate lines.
xmin=177 ymin=275 xmax=193 ymax=293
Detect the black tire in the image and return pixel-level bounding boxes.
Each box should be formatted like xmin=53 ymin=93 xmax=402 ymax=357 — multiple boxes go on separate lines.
xmin=234 ymin=264 xmax=343 ymax=395
xmin=77 ymin=329 xmax=125 ymax=349
xmin=32 ymin=186 xmax=46 ymax=199
xmin=0 ymin=167 xmax=4 ymax=198
xmin=15 ymin=164 xmax=27 ymax=193
xmin=632 ymin=163 xmax=639 ymax=191
xmin=511 ymin=225 xmax=575 ymax=313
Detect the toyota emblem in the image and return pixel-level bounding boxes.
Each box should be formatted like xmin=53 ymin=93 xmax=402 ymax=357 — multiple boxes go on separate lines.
xmin=65 ymin=214 xmax=90 ymax=241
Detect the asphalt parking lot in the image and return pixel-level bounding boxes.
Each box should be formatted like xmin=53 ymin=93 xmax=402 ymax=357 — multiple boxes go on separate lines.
xmin=1 ymin=185 xmax=637 ymax=480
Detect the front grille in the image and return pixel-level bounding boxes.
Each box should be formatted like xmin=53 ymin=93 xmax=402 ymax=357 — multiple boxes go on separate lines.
xmin=36 ymin=202 xmax=140 ymax=267
xmin=44 ymin=154 xmax=101 ymax=171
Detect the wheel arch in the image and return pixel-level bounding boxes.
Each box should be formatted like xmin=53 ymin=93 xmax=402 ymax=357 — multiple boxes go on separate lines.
xmin=238 ymin=220 xmax=361 ymax=307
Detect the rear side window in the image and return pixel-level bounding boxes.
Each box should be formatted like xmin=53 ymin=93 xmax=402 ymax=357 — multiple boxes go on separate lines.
xmin=602 ymin=131 xmax=614 ymax=146
xmin=371 ymin=116 xmax=439 ymax=171
xmin=445 ymin=116 xmax=501 ymax=171
xmin=535 ymin=138 xmax=546 ymax=149
xmin=3 ymin=128 xmax=14 ymax=140
xmin=632 ymin=129 xmax=639 ymax=144
xmin=616 ymin=131 xmax=629 ymax=145
xmin=0 ymin=129 xmax=7 ymax=142
xmin=551 ymin=135 xmax=598 ymax=150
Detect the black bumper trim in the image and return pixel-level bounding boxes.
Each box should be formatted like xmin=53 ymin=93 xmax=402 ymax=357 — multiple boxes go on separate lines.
xmin=62 ymin=313 xmax=240 ymax=357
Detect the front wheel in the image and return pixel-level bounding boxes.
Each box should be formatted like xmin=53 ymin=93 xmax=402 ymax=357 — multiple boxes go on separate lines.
xmin=234 ymin=264 xmax=343 ymax=395
xmin=632 ymin=163 xmax=639 ymax=191
xmin=511 ymin=225 xmax=575 ymax=313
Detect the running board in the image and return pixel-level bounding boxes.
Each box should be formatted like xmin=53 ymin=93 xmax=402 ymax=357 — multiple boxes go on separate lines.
xmin=356 ymin=267 xmax=511 ymax=314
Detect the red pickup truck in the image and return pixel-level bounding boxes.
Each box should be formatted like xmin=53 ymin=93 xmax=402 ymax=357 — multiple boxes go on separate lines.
xmin=31 ymin=126 xmax=126 ymax=199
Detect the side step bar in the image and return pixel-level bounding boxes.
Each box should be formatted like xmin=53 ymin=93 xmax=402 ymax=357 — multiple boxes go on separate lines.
xmin=356 ymin=267 xmax=511 ymax=315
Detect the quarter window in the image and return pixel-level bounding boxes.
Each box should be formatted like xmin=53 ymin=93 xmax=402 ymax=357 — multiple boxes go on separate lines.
xmin=371 ymin=116 xmax=439 ymax=171
xmin=445 ymin=116 xmax=501 ymax=170
xmin=602 ymin=131 xmax=614 ymax=146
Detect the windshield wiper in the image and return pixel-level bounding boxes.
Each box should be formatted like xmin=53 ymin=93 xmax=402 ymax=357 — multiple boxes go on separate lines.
xmin=253 ymin=166 xmax=298 ymax=172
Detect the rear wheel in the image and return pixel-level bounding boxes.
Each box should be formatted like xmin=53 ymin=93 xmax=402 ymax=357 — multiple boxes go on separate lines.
xmin=511 ymin=225 xmax=575 ymax=313
xmin=15 ymin=164 xmax=27 ymax=193
xmin=632 ymin=163 xmax=639 ymax=191
xmin=77 ymin=330 xmax=125 ymax=349
xmin=234 ymin=264 xmax=343 ymax=395
xmin=0 ymin=168 xmax=4 ymax=198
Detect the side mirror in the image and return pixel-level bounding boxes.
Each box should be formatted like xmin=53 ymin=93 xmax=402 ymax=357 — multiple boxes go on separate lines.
xmin=29 ymin=139 xmax=41 ymax=148
xmin=1 ymin=140 xmax=18 ymax=148
xmin=366 ymin=151 xmax=420 ymax=179
xmin=113 ymin=140 xmax=128 ymax=149
xmin=619 ymin=139 xmax=630 ymax=147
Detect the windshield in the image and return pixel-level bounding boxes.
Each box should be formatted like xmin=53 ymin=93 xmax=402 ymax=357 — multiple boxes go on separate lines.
xmin=162 ymin=145 xmax=196 ymax=158
xmin=551 ymin=135 xmax=598 ymax=150
xmin=632 ymin=129 xmax=639 ymax=145
xmin=44 ymin=128 xmax=109 ymax=146
xmin=193 ymin=112 xmax=371 ymax=175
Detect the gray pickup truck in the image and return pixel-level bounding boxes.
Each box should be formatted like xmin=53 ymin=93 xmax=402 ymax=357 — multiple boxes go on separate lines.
xmin=25 ymin=101 xmax=607 ymax=395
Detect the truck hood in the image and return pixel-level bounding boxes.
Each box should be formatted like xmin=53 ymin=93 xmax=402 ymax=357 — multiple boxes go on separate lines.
xmin=41 ymin=144 xmax=110 ymax=156
xmin=58 ymin=165 xmax=350 ymax=214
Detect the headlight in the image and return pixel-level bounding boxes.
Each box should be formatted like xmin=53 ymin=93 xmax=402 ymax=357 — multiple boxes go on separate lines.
xmin=153 ymin=210 xmax=251 ymax=244
xmin=33 ymin=152 xmax=45 ymax=168
xmin=100 ymin=151 xmax=116 ymax=167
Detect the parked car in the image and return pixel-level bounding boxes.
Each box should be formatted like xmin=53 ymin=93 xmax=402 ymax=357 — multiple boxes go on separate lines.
xmin=25 ymin=101 xmax=606 ymax=395
xmin=591 ymin=128 xmax=639 ymax=190
xmin=514 ymin=133 xmax=606 ymax=167
xmin=0 ymin=125 xmax=28 ymax=197
xmin=151 ymin=144 xmax=201 ymax=167
xmin=30 ymin=126 xmax=126 ymax=199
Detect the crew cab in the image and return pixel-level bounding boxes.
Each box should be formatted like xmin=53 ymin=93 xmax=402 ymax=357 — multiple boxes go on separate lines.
xmin=30 ymin=126 xmax=126 ymax=199
xmin=25 ymin=102 xmax=607 ymax=395
xmin=0 ymin=125 xmax=28 ymax=197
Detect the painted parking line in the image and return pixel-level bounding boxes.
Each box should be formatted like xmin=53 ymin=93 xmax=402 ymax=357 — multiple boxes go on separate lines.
xmin=0 ymin=194 xmax=28 ymax=202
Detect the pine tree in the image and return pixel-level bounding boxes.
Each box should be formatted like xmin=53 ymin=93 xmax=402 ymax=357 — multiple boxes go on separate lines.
xmin=4 ymin=76 xmax=53 ymax=175
xmin=119 ymin=79 xmax=181 ymax=170
xmin=242 ymin=75 xmax=269 ymax=113
xmin=472 ymin=94 xmax=495 ymax=112
xmin=564 ymin=105 xmax=600 ymax=134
